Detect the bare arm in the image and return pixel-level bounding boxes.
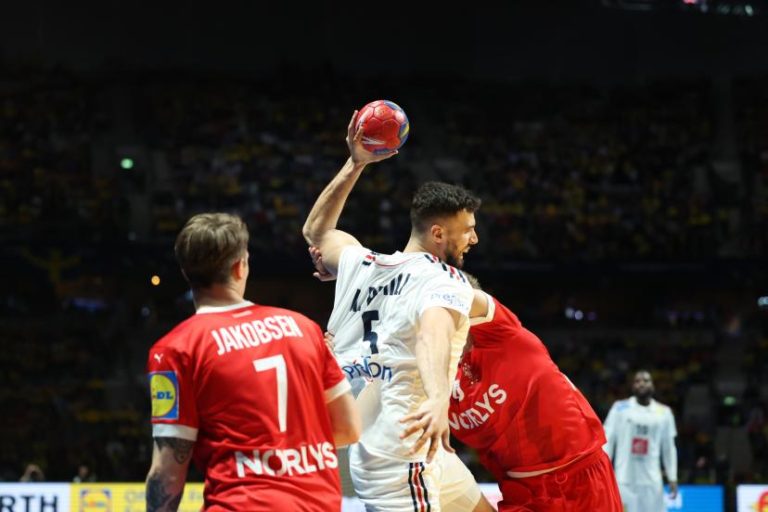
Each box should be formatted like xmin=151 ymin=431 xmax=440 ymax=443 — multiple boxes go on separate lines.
xmin=661 ymin=410 xmax=679 ymax=497
xmin=302 ymin=111 xmax=396 ymax=275
xmin=469 ymin=289 xmax=489 ymax=319
xmin=602 ymin=404 xmax=618 ymax=461
xmin=146 ymin=437 xmax=194 ymax=512
xmin=327 ymin=391 xmax=362 ymax=447
xmin=400 ymin=306 xmax=461 ymax=463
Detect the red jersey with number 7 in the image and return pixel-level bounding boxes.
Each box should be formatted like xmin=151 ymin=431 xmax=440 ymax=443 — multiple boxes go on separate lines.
xmin=147 ymin=301 xmax=350 ymax=511
xmin=448 ymin=293 xmax=606 ymax=479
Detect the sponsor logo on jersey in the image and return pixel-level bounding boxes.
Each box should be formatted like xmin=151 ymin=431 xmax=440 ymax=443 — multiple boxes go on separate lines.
xmin=79 ymin=489 xmax=111 ymax=512
xmin=631 ymin=437 xmax=649 ymax=456
xmin=341 ymin=355 xmax=393 ymax=383
xmin=449 ymin=383 xmax=508 ymax=431
xmin=429 ymin=291 xmax=468 ymax=311
xmin=350 ymin=272 xmax=411 ymax=312
xmin=149 ymin=371 xmax=179 ymax=420
xmin=234 ymin=441 xmax=338 ymax=478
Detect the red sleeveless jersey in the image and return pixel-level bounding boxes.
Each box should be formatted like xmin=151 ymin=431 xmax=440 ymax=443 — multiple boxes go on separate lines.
xmin=448 ymin=294 xmax=606 ymax=479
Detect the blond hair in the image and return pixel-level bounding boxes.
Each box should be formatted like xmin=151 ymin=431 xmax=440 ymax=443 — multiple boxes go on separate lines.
xmin=174 ymin=213 xmax=249 ymax=289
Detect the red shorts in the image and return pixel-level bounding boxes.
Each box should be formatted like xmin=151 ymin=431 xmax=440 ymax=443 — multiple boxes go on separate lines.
xmin=498 ymin=449 xmax=623 ymax=512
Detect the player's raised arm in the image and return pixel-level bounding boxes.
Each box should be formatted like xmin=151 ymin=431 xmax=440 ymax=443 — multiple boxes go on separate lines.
xmin=302 ymin=111 xmax=397 ymax=275
xmin=146 ymin=437 xmax=194 ymax=511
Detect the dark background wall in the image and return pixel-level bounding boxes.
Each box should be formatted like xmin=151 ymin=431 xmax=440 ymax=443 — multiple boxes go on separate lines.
xmin=2 ymin=1 xmax=768 ymax=81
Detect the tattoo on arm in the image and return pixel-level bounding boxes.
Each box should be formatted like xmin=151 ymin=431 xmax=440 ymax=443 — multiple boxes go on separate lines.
xmin=155 ymin=437 xmax=194 ymax=464
xmin=146 ymin=473 xmax=183 ymax=512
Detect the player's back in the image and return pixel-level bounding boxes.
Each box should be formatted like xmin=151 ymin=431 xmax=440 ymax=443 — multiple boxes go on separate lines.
xmin=450 ymin=295 xmax=605 ymax=476
xmin=148 ymin=302 xmax=347 ymax=511
xmin=328 ymin=248 xmax=473 ymax=460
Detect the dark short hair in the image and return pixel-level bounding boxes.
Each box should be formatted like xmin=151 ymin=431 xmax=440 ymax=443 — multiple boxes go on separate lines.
xmin=410 ymin=182 xmax=481 ymax=233
xmin=463 ymin=271 xmax=482 ymax=290
xmin=174 ymin=213 xmax=249 ymax=289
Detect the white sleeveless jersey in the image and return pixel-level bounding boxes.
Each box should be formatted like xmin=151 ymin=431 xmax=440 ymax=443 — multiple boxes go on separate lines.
xmin=328 ymin=247 xmax=473 ymax=461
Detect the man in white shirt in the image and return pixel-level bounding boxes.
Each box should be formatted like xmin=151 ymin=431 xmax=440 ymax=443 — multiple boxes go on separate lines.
xmin=604 ymin=370 xmax=679 ymax=512
xmin=303 ymin=111 xmax=494 ymax=512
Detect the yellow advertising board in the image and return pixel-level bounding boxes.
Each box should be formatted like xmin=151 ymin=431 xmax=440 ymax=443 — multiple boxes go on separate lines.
xmin=71 ymin=483 xmax=204 ymax=511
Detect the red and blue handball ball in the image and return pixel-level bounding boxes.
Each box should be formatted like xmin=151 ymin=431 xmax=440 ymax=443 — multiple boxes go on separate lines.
xmin=355 ymin=100 xmax=410 ymax=155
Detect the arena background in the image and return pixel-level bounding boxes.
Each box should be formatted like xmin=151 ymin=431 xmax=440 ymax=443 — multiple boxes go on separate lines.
xmin=0 ymin=1 xmax=766 ymax=511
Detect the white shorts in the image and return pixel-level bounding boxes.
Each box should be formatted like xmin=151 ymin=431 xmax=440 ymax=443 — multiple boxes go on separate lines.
xmin=618 ymin=483 xmax=665 ymax=512
xmin=349 ymin=442 xmax=481 ymax=512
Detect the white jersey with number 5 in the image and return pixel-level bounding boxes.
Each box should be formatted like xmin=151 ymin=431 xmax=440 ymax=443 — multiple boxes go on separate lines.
xmin=328 ymin=247 xmax=473 ymax=461
xmin=603 ymin=397 xmax=678 ymax=486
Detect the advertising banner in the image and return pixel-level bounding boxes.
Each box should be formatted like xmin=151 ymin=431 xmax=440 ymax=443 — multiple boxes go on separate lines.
xmin=0 ymin=482 xmax=726 ymax=511
xmin=0 ymin=483 xmax=70 ymax=512
xmin=664 ymin=484 xmax=723 ymax=512
xmin=71 ymin=483 xmax=204 ymax=512
xmin=737 ymin=484 xmax=768 ymax=512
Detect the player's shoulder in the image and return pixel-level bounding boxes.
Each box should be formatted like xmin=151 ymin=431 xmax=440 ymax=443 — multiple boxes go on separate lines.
xmin=340 ymin=245 xmax=378 ymax=268
xmin=151 ymin=314 xmax=204 ymax=353
xmin=411 ymin=254 xmax=472 ymax=287
xmin=611 ymin=398 xmax=633 ymax=412
xmin=254 ymin=305 xmax=320 ymax=329
xmin=651 ymin=399 xmax=674 ymax=414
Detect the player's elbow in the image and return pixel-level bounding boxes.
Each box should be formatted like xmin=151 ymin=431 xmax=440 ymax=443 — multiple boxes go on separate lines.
xmin=302 ymin=217 xmax=325 ymax=246
xmin=327 ymin=392 xmax=361 ymax=447
xmin=302 ymin=221 xmax=315 ymax=245
xmin=333 ymin=416 xmax=361 ymax=447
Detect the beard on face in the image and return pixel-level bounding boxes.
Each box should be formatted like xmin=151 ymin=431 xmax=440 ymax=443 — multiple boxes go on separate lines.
xmin=444 ymin=242 xmax=465 ymax=268
xmin=634 ymin=387 xmax=653 ymax=400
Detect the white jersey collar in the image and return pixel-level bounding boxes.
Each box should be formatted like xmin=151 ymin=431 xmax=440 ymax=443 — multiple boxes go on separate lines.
xmin=196 ymin=301 xmax=254 ymax=314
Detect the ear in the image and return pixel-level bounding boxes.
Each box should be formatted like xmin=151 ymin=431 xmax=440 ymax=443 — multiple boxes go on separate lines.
xmin=430 ymin=223 xmax=445 ymax=245
xmin=232 ymin=257 xmax=247 ymax=281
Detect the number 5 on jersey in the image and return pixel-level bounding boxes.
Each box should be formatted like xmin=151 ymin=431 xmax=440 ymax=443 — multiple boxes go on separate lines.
xmin=253 ymin=355 xmax=287 ymax=432
xmin=362 ymin=310 xmax=380 ymax=354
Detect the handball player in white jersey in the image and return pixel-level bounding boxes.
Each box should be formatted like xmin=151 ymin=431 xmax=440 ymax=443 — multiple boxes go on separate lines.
xmin=303 ymin=112 xmax=495 ymax=512
xmin=604 ymin=370 xmax=679 ymax=512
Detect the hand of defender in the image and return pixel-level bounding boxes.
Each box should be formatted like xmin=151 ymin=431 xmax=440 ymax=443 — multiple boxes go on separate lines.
xmin=308 ymin=246 xmax=336 ymax=282
xmin=346 ymin=110 xmax=398 ymax=165
xmin=399 ymin=397 xmax=454 ymax=464
xmin=323 ymin=331 xmax=336 ymax=354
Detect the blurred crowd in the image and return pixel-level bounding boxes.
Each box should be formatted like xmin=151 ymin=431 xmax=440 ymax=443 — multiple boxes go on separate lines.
xmin=0 ymin=71 xmax=766 ymax=488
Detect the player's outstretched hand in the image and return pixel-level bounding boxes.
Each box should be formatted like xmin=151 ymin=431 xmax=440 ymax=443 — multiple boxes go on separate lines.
xmin=399 ymin=397 xmax=454 ymax=464
xmin=308 ymin=246 xmax=336 ymax=282
xmin=323 ymin=331 xmax=335 ymax=354
xmin=346 ymin=110 xmax=398 ymax=166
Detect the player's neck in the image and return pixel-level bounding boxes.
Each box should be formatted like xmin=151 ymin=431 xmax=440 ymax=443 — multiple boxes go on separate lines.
xmin=192 ymin=285 xmax=246 ymax=311
xmin=403 ymin=236 xmax=438 ymax=258
xmin=635 ymin=396 xmax=652 ymax=406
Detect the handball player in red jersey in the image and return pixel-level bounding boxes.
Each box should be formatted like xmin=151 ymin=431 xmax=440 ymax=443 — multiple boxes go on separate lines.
xmin=424 ymin=282 xmax=623 ymax=511
xmin=145 ymin=213 xmax=360 ymax=512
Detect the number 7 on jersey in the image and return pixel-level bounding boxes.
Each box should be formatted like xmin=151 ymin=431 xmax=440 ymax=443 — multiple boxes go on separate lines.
xmin=253 ymin=355 xmax=287 ymax=432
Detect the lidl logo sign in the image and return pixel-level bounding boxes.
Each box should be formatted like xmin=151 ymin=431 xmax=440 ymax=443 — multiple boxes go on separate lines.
xmin=149 ymin=371 xmax=178 ymax=420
